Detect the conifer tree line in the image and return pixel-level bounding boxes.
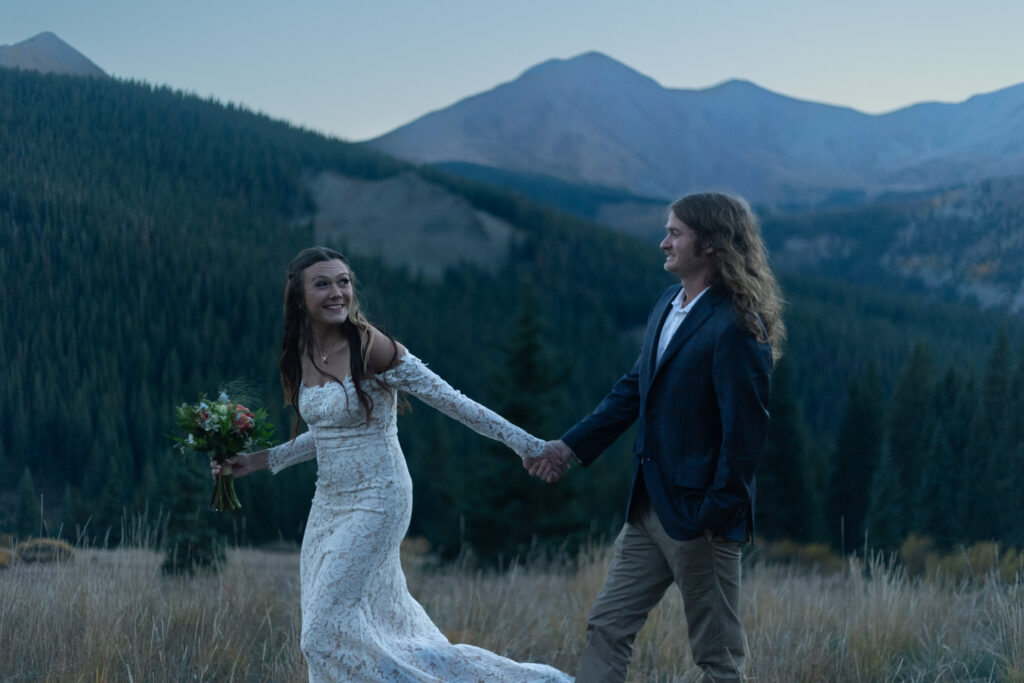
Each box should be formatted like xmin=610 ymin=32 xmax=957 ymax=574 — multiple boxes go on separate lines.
xmin=758 ymin=335 xmax=1024 ymax=552
xmin=1 ymin=68 xmax=1021 ymax=563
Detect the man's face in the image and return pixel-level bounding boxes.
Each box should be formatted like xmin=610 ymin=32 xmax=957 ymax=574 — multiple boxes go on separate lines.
xmin=660 ymin=212 xmax=712 ymax=280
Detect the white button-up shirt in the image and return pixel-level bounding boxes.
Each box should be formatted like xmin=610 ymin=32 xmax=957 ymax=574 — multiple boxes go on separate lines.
xmin=656 ymin=287 xmax=708 ymax=363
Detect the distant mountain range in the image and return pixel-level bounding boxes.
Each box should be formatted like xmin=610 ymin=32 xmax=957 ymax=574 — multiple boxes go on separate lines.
xmin=0 ymin=32 xmax=106 ymax=78
xmin=368 ymin=52 xmax=1024 ymax=207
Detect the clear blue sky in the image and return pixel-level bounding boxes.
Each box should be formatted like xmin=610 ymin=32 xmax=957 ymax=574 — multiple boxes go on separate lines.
xmin=3 ymin=0 xmax=1022 ymax=141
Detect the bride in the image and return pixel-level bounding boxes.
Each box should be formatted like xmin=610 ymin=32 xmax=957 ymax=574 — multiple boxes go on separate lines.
xmin=214 ymin=247 xmax=572 ymax=682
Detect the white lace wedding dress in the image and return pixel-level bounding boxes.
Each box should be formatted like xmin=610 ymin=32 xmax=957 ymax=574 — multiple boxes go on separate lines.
xmin=267 ymin=352 xmax=573 ymax=682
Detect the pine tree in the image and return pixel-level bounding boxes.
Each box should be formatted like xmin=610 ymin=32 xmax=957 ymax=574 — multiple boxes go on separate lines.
xmin=60 ymin=484 xmax=82 ymax=543
xmin=756 ymin=359 xmax=816 ymax=541
xmin=889 ymin=344 xmax=934 ymax=509
xmin=827 ymin=363 xmax=885 ymax=553
xmin=867 ymin=344 xmax=934 ymax=549
xmin=912 ymin=368 xmax=971 ymax=548
xmin=0 ymin=442 xmax=11 ymax=490
xmin=93 ymin=450 xmax=131 ymax=546
xmin=462 ymin=283 xmax=586 ymax=563
xmin=1005 ymin=347 xmax=1024 ymax=546
xmin=413 ymin=414 xmax=464 ymax=555
xmin=15 ymin=467 xmax=42 ymax=539
xmin=963 ymin=331 xmax=1012 ymax=541
xmin=133 ymin=456 xmax=159 ymax=515
xmin=1002 ymin=442 xmax=1024 ymax=547
xmin=160 ymin=452 xmax=226 ymax=575
xmin=864 ymin=443 xmax=904 ymax=550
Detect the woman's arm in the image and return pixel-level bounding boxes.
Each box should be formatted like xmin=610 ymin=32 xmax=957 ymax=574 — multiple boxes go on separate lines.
xmin=383 ymin=350 xmax=545 ymax=460
xmin=211 ymin=431 xmax=317 ymax=478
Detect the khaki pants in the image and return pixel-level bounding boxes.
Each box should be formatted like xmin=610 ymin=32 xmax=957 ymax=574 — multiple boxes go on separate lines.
xmin=578 ymin=496 xmax=745 ymax=683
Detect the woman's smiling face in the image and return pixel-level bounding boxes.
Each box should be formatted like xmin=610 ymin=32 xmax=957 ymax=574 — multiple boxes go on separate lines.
xmin=303 ymin=259 xmax=352 ymax=328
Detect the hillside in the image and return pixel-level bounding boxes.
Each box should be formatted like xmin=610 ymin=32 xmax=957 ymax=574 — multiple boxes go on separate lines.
xmin=368 ymin=52 xmax=1024 ymax=207
xmin=763 ymin=176 xmax=1024 ymax=312
xmin=2 ymin=68 xmax=1022 ymax=559
xmin=437 ymin=164 xmax=1024 ymax=315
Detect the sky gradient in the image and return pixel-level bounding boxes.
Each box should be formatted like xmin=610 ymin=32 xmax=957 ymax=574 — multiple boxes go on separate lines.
xmin=3 ymin=0 xmax=1022 ymax=141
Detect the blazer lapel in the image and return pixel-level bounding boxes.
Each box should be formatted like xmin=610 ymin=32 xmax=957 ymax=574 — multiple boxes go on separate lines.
xmin=640 ymin=286 xmax=680 ymax=391
xmin=652 ymin=289 xmax=722 ymax=377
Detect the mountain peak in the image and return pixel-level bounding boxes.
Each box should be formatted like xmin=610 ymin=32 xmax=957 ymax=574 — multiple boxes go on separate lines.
xmin=520 ymin=51 xmax=661 ymax=89
xmin=0 ymin=31 xmax=107 ymax=78
xmin=25 ymin=31 xmax=64 ymax=45
xmin=701 ymin=78 xmax=788 ymax=99
xmin=709 ymin=78 xmax=762 ymax=91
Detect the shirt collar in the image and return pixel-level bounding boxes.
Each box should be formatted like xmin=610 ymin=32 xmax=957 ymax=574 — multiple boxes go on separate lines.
xmin=671 ymin=286 xmax=709 ymax=314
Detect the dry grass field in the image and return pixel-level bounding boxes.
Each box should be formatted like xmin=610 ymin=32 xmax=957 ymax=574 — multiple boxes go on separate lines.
xmin=1 ymin=539 xmax=1022 ymax=682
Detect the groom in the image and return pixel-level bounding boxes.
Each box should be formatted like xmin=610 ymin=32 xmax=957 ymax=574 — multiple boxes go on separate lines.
xmin=531 ymin=192 xmax=783 ymax=682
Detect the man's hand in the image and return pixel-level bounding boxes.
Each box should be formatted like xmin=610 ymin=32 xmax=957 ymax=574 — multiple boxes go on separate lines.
xmin=524 ymin=440 xmax=574 ymax=483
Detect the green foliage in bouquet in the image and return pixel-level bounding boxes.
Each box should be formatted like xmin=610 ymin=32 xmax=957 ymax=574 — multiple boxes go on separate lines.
xmin=171 ymin=392 xmax=275 ymax=511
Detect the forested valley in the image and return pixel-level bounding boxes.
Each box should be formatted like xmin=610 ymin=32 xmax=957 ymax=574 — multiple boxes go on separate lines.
xmin=2 ymin=68 xmax=1022 ymax=565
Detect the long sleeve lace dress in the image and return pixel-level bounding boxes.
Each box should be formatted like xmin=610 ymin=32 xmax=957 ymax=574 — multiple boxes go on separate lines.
xmin=267 ymin=352 xmax=573 ymax=682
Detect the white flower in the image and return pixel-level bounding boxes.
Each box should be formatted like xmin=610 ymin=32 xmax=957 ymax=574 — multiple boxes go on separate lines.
xmin=218 ymin=392 xmax=229 ymax=402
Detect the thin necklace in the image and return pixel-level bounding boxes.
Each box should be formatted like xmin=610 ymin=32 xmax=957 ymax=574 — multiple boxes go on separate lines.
xmin=316 ymin=338 xmax=344 ymax=364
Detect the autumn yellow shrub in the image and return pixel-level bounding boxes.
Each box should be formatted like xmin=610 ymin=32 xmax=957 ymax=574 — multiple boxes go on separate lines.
xmin=0 ymin=547 xmax=13 ymax=569
xmin=899 ymin=534 xmax=936 ymax=577
xmin=966 ymin=541 xmax=1001 ymax=574
xmin=1000 ymin=547 xmax=1022 ymax=584
xmin=796 ymin=542 xmax=845 ymax=573
xmin=15 ymin=537 xmax=75 ymax=564
xmin=752 ymin=538 xmax=844 ymax=573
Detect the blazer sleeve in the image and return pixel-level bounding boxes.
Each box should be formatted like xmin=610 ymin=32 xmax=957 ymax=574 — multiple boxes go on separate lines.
xmin=696 ymin=321 xmax=772 ymax=534
xmin=561 ymin=354 xmax=642 ymax=466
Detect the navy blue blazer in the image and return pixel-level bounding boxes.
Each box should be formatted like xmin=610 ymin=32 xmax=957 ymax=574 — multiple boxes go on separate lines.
xmin=562 ymin=285 xmax=772 ymax=542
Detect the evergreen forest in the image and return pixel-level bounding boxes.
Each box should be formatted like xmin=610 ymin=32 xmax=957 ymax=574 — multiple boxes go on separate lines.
xmin=2 ymin=68 xmax=1023 ymax=565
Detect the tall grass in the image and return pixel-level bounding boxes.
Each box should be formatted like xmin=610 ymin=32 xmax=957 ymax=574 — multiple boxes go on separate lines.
xmin=1 ymin=539 xmax=1022 ymax=681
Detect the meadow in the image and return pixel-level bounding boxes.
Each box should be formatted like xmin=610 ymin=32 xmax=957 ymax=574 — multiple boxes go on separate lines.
xmin=1 ymin=540 xmax=1022 ymax=682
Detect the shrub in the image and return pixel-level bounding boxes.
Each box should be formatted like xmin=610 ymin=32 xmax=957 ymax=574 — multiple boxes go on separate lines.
xmin=797 ymin=542 xmax=845 ymax=573
xmin=15 ymin=538 xmax=75 ymax=564
xmin=929 ymin=551 xmax=968 ymax=583
xmin=1000 ymin=547 xmax=1022 ymax=584
xmin=752 ymin=538 xmax=844 ymax=573
xmin=899 ymin=534 xmax=935 ymax=577
xmin=0 ymin=547 xmax=13 ymax=569
xmin=966 ymin=541 xmax=1000 ymax=574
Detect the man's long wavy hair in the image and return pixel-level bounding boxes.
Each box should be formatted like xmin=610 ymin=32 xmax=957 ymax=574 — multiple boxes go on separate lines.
xmin=671 ymin=192 xmax=786 ymax=361
xmin=279 ymin=247 xmax=398 ymax=437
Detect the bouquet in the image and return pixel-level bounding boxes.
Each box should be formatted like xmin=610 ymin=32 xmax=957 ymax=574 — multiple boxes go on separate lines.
xmin=171 ymin=391 xmax=274 ymax=511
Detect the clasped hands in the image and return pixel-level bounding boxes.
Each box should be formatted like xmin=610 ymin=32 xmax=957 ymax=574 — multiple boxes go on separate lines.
xmin=524 ymin=439 xmax=574 ymax=483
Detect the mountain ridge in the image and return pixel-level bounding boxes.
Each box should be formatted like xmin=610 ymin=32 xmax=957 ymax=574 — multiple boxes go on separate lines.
xmin=367 ymin=52 xmax=1024 ymax=206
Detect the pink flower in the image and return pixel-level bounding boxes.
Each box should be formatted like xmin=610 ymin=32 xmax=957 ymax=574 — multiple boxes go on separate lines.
xmin=232 ymin=405 xmax=255 ymax=432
